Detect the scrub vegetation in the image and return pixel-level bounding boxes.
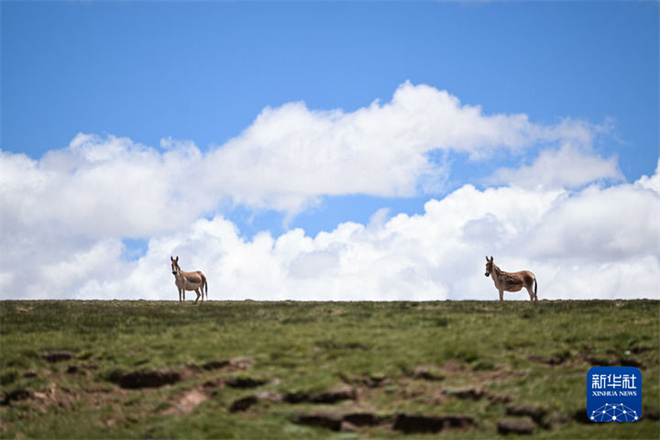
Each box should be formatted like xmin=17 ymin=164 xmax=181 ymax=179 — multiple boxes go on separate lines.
xmin=1 ymin=300 xmax=658 ymax=439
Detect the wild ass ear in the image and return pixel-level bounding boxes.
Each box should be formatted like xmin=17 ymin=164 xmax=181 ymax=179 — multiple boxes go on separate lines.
xmin=175 ymin=256 xmax=179 ymax=262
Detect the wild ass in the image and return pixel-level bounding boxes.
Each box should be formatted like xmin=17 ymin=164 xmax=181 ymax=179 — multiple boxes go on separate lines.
xmin=485 ymin=256 xmax=537 ymax=302
xmin=170 ymin=256 xmax=208 ymax=303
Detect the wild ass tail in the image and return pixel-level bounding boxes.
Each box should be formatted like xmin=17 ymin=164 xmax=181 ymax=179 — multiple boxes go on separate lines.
xmin=534 ymin=278 xmax=538 ymax=301
xmin=203 ymin=274 xmax=208 ymax=300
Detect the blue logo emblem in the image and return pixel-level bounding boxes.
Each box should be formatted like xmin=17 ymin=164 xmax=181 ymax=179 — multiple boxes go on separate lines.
xmin=587 ymin=366 xmax=642 ymax=422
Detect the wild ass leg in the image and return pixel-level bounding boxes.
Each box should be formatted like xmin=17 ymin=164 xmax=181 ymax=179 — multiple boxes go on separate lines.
xmin=194 ymin=288 xmax=201 ymax=304
xmin=525 ymin=285 xmax=535 ymax=302
xmin=499 ymin=289 xmax=504 ymax=302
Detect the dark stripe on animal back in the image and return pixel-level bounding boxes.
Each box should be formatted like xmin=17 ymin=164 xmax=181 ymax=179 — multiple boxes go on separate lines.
xmin=185 ymin=274 xmax=202 ymax=283
xmin=503 ymin=274 xmax=523 ymax=286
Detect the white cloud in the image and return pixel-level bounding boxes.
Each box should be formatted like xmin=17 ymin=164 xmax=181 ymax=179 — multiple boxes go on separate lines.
xmin=151 ymin=171 xmax=656 ymax=302
xmin=1 ymin=83 xmax=657 ymax=302
xmin=489 ymin=143 xmax=622 ymax=189
xmin=1 ymin=134 xmax=210 ymax=239
xmin=38 ymin=239 xmax=125 ymax=299
xmin=204 ymin=81 xmax=595 ymax=213
xmin=635 ymin=158 xmax=660 ymax=193
xmin=1 ymin=83 xmax=602 ymax=239
xmin=5 ymin=169 xmax=656 ymax=302
xmin=528 ymin=183 xmax=659 ymax=261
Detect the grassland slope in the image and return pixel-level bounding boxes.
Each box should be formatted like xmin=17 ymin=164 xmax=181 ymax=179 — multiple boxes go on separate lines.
xmin=1 ymin=300 xmax=658 ymax=439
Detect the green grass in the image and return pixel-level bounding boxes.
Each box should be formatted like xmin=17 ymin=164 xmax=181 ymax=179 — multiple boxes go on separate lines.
xmin=1 ymin=300 xmax=658 ymax=439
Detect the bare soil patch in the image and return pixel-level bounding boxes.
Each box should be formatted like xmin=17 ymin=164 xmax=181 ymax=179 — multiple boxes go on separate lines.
xmin=113 ymin=369 xmax=181 ymax=389
xmin=163 ymin=388 xmax=210 ymax=416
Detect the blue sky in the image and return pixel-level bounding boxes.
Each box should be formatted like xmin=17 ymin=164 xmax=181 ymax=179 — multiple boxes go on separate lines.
xmin=3 ymin=1 xmax=658 ymax=236
xmin=1 ymin=1 xmax=658 ymax=301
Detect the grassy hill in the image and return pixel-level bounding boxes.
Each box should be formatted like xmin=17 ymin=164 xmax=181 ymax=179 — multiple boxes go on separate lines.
xmin=1 ymin=300 xmax=658 ymax=439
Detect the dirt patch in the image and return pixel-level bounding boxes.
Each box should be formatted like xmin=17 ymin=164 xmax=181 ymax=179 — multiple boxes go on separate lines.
xmin=393 ymin=413 xmax=477 ymax=434
xmin=343 ymin=412 xmax=389 ymax=427
xmin=230 ymin=391 xmax=282 ymax=412
xmin=506 ymin=403 xmax=547 ymax=425
xmin=1 ymin=389 xmax=34 ymax=406
xmin=164 ymin=388 xmax=210 ymax=415
xmin=292 ymin=412 xmax=344 ymax=432
xmin=224 ymin=376 xmax=269 ymax=389
xmin=230 ymin=386 xmax=356 ymax=413
xmin=42 ymin=351 xmax=76 ymax=363
xmin=497 ymin=417 xmax=535 ymax=435
xmin=643 ymin=409 xmax=660 ymax=420
xmin=446 ymin=387 xmax=487 ymax=401
xmin=572 ymin=408 xmax=591 ymax=424
xmin=230 ymin=395 xmax=260 ymax=413
xmin=291 ymin=411 xmax=391 ymax=433
xmin=619 ymin=357 xmax=645 ymax=369
xmin=200 ymin=360 xmax=230 ymax=370
xmin=114 ymin=370 xmax=181 ymax=389
xmin=284 ymin=386 xmax=356 ymax=404
xmin=409 ymin=366 xmax=445 ymax=381
xmin=200 ymin=356 xmax=255 ymax=372
xmin=1 ymin=382 xmax=79 ymax=412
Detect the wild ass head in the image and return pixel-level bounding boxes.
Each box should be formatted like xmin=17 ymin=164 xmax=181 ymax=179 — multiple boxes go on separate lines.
xmin=171 ymin=256 xmax=180 ymax=275
xmin=485 ymin=256 xmax=494 ymax=277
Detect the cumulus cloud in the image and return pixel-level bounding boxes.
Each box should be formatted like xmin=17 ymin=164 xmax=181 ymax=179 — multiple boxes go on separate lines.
xmin=1 ymin=134 xmax=210 ymax=238
xmin=1 ymin=82 xmax=600 ymax=237
xmin=635 ymin=158 xmax=660 ymax=193
xmin=1 ymin=82 xmax=657 ymax=301
xmin=488 ymin=144 xmax=622 ymax=189
xmin=204 ymin=81 xmax=595 ymax=213
xmin=528 ymin=184 xmax=659 ymax=261
xmin=5 ymin=169 xmax=657 ymax=301
xmin=186 ymin=173 xmax=658 ymax=301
